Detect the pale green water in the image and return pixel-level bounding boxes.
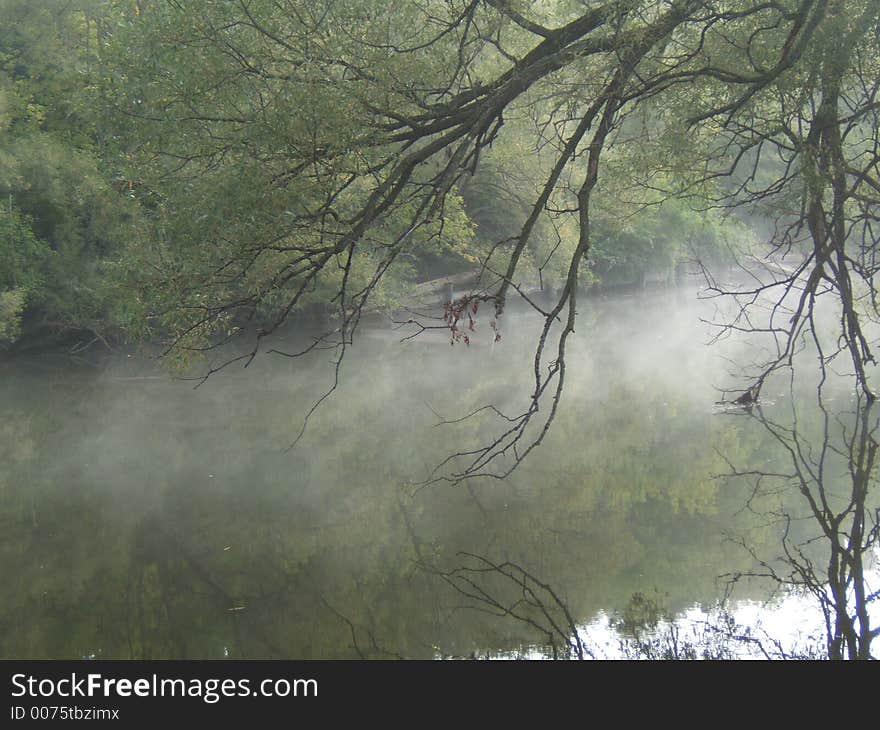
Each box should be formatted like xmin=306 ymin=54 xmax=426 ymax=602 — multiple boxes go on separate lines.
xmin=0 ymin=289 xmax=875 ymax=658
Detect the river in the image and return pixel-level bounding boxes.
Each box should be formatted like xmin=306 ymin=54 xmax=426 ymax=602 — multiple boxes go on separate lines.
xmin=1 ymin=286 xmax=876 ymax=658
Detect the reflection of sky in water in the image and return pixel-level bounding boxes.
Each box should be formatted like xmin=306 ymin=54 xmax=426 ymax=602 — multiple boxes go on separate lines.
xmin=488 ymin=548 xmax=880 ymax=659
xmin=587 ymin=569 xmax=879 ymax=660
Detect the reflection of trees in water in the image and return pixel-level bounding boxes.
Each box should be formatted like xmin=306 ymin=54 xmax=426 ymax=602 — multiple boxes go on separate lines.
xmin=435 ymin=388 xmax=879 ymax=659
xmin=723 ymin=392 xmax=879 ymax=660
xmin=0 ymin=359 xmax=766 ymax=659
xmin=4 ymin=346 xmax=876 ymax=659
xmin=425 ymin=552 xmax=591 ymax=660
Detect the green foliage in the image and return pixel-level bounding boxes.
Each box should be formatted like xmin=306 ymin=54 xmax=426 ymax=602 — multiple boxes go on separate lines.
xmin=0 ymin=0 xmax=874 ymax=380
xmin=0 ymin=201 xmax=50 ymax=343
xmin=0 ymin=0 xmax=138 ymax=345
xmin=0 ymin=287 xmax=26 ymax=342
xmin=589 ymin=198 xmax=750 ymax=284
xmin=0 ymin=202 xmax=48 ymax=292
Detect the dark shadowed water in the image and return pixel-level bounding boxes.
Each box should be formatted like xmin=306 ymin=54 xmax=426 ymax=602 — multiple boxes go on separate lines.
xmin=1 ymin=287 xmax=876 ymax=658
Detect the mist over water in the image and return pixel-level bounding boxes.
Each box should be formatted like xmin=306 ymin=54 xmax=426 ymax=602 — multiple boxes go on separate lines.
xmin=1 ymin=285 xmax=876 ymax=658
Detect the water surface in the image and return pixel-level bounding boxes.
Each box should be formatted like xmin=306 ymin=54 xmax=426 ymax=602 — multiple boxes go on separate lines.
xmin=1 ymin=288 xmax=875 ymax=658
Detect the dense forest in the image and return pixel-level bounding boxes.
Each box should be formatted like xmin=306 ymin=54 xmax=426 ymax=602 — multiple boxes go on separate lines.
xmin=1 ymin=1 xmax=879 ymax=662
xmin=2 ymin=0 xmax=878 ymax=396
xmin=3 ymin=1 xmax=716 ymax=348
